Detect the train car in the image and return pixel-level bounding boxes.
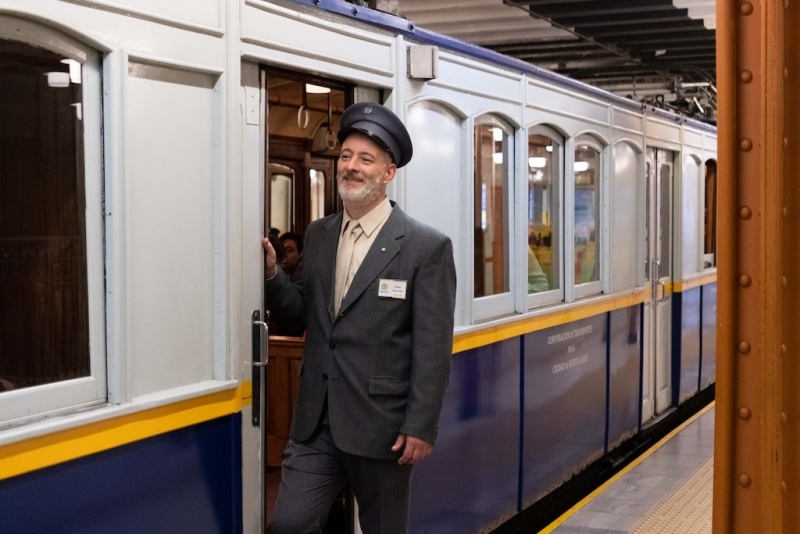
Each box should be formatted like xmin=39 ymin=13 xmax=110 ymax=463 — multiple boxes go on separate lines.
xmin=0 ymin=1 xmax=716 ymax=532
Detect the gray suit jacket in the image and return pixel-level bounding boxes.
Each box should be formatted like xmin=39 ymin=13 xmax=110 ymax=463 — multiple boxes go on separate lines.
xmin=266 ymin=202 xmax=457 ymax=459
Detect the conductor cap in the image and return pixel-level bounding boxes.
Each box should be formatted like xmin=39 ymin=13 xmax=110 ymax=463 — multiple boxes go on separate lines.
xmin=337 ymin=102 xmax=413 ymax=168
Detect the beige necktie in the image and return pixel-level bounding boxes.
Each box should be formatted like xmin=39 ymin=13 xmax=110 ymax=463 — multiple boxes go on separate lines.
xmin=334 ymin=221 xmax=363 ymax=314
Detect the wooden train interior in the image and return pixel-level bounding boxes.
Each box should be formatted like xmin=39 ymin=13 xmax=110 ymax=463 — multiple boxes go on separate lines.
xmin=262 ymin=68 xmax=352 ymax=527
xmin=264 ymin=69 xmax=349 ymax=239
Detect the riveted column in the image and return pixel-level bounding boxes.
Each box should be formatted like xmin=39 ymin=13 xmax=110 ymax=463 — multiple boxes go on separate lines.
xmin=712 ymin=0 xmax=736 ymax=524
xmin=714 ymin=0 xmax=788 ymax=532
xmin=780 ymin=0 xmax=800 ymax=529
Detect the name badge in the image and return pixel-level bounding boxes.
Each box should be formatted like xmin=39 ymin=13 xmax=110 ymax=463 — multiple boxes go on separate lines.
xmin=378 ymin=279 xmax=407 ymax=299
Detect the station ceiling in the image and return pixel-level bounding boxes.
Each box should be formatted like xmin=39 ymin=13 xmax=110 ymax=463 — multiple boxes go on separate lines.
xmin=398 ymin=0 xmax=717 ymax=123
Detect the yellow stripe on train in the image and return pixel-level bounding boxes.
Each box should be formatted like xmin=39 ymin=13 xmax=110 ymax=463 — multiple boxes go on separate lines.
xmin=0 ymin=387 xmax=244 ymax=481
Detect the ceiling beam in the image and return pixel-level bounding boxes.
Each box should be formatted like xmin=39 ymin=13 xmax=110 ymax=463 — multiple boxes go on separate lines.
xmin=555 ymin=9 xmax=690 ymax=28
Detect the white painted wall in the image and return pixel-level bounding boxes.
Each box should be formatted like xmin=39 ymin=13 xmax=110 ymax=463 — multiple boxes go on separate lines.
xmin=610 ymin=141 xmax=641 ymax=293
xmin=126 ymin=62 xmax=220 ymax=396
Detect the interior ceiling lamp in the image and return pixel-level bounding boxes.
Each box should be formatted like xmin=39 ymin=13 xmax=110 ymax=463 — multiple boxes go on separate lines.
xmin=306 ymin=83 xmax=331 ymax=94
xmin=61 ymin=58 xmax=82 ymax=84
xmin=46 ymin=71 xmax=70 ymax=88
xmin=529 ymin=157 xmax=547 ymax=168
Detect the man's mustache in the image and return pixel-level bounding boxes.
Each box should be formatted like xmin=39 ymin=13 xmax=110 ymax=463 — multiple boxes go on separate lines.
xmin=339 ymin=172 xmax=363 ymax=182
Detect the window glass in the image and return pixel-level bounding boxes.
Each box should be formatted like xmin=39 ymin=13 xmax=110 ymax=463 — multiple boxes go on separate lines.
xmin=644 ymin=159 xmax=652 ymax=282
xmin=574 ymin=140 xmax=601 ymax=285
xmin=269 ymin=163 xmax=294 ymax=234
xmin=527 ymin=130 xmax=561 ymax=294
xmin=0 ymin=38 xmax=88 ymax=392
xmin=703 ymin=158 xmax=717 ymax=268
xmin=309 ymin=169 xmax=325 ymax=221
xmin=473 ymin=123 xmax=510 ymax=298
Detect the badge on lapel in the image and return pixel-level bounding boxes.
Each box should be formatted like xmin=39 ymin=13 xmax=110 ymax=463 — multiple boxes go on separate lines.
xmin=378 ymin=279 xmax=407 ymax=299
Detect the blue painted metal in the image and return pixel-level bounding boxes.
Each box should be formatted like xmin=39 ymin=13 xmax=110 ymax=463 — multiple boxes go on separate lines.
xmin=700 ymin=283 xmax=717 ymax=389
xmin=678 ymin=288 xmax=702 ymax=403
xmin=410 ymin=339 xmax=520 ymax=533
xmin=607 ymin=306 xmax=642 ymax=449
xmin=1 ymin=414 xmax=243 ymax=534
xmin=521 ymin=314 xmax=607 ymax=507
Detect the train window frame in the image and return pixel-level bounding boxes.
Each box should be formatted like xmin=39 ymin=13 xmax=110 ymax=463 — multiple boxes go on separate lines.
xmin=525 ymin=124 xmax=565 ymax=309
xmin=268 ymin=161 xmax=296 ymax=233
xmin=571 ymin=134 xmax=605 ymax=299
xmin=472 ymin=114 xmax=515 ymax=322
xmin=0 ymin=18 xmax=107 ymax=426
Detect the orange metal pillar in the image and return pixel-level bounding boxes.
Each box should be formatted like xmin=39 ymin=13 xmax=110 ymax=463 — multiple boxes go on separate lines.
xmin=780 ymin=0 xmax=800 ymax=530
xmin=714 ymin=0 xmax=798 ymax=531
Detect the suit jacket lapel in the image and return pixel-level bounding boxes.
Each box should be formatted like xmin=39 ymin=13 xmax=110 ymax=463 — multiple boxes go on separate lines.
xmin=337 ymin=206 xmax=404 ymax=316
xmin=321 ymin=212 xmax=344 ymax=322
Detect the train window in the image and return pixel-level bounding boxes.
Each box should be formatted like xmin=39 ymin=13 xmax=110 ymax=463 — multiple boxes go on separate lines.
xmin=573 ymin=136 xmax=603 ymax=296
xmin=472 ymin=115 xmax=513 ymax=320
xmin=703 ymin=158 xmax=717 ymax=268
xmin=310 ymin=168 xmax=326 ymax=221
xmin=269 ymin=162 xmax=295 ymax=232
xmin=527 ymin=125 xmax=564 ymax=307
xmin=0 ymin=23 xmax=105 ymax=423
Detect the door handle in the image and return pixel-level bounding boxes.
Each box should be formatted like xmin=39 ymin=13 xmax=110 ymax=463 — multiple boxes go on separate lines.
xmin=657 ymin=280 xmax=669 ymax=302
xmin=251 ymin=310 xmax=269 ymax=426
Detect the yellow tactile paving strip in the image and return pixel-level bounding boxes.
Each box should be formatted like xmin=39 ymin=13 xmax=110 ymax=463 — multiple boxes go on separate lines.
xmin=545 ymin=404 xmax=715 ymax=533
xmin=631 ymin=457 xmax=713 ymax=533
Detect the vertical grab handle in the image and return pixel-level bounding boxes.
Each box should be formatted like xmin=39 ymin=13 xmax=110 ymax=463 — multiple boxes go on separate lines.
xmin=251 ymin=310 xmax=269 ymax=426
xmin=251 ymin=310 xmax=269 ymax=534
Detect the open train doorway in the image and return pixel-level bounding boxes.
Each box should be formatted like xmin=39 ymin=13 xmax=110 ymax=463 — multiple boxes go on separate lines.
xmin=262 ymin=67 xmax=353 ymax=532
xmin=641 ymin=148 xmax=675 ymax=424
xmin=242 ymin=63 xmax=382 ymax=532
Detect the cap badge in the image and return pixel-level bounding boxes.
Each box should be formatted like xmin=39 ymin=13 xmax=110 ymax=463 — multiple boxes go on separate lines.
xmin=363 ymin=106 xmax=373 ymax=114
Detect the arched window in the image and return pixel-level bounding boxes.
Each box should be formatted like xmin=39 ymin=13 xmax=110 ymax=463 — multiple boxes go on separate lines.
xmin=527 ymin=125 xmax=564 ymax=307
xmin=573 ymin=135 xmax=604 ymax=297
xmin=473 ymin=115 xmax=513 ymax=320
xmin=0 ymin=17 xmax=105 ymax=423
xmin=703 ymin=158 xmax=717 ymax=268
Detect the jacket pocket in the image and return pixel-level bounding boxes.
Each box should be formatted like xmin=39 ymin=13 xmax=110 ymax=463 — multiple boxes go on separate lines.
xmin=368 ymin=376 xmax=409 ymax=396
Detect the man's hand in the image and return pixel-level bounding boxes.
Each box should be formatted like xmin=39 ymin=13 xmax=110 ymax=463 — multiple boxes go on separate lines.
xmin=262 ymin=236 xmax=278 ymax=278
xmin=391 ymin=434 xmax=433 ymax=465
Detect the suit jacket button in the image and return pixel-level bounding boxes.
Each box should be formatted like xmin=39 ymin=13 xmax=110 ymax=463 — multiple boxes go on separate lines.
xmin=329 ymin=342 xmax=336 ymax=349
xmin=322 ymin=373 xmax=328 ymax=381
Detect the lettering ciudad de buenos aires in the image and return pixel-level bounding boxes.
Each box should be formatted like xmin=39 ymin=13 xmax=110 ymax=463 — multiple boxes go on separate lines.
xmin=552 ymin=354 xmax=589 ymax=374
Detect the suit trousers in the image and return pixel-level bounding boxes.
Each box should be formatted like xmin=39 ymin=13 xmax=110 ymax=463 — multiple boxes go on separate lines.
xmin=272 ymin=412 xmax=414 ymax=534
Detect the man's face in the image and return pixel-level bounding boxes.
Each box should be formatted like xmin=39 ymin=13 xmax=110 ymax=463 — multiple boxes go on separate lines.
xmin=281 ymin=239 xmax=300 ymax=270
xmin=336 ymin=132 xmax=395 ymax=208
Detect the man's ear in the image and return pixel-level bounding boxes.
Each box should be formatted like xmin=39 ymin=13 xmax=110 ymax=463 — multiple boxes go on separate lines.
xmin=382 ymin=163 xmax=397 ymax=185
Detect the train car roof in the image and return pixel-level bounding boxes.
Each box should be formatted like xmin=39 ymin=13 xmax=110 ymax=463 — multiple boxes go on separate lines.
xmin=289 ymin=0 xmax=716 ymax=131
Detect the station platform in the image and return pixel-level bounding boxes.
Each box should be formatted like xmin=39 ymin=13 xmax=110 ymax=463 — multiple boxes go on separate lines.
xmin=543 ymin=403 xmax=715 ymax=533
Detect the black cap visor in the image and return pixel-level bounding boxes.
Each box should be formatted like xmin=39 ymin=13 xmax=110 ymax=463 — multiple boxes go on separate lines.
xmin=339 ymin=122 xmax=400 ymax=166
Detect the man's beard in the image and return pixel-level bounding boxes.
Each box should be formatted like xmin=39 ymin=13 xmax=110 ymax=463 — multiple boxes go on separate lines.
xmin=337 ymin=172 xmax=383 ymax=206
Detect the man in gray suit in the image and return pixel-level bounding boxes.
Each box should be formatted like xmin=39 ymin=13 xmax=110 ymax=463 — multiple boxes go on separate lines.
xmin=262 ymin=102 xmax=457 ymax=534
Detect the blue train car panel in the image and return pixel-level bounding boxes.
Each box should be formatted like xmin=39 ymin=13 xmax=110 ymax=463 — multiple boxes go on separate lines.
xmin=678 ymin=288 xmax=702 ymax=403
xmin=1 ymin=415 xmax=242 ymax=534
xmin=410 ymin=339 xmax=521 ymax=533
xmin=522 ymin=314 xmax=607 ymax=506
xmin=701 ymin=283 xmax=717 ymax=389
xmin=607 ymin=306 xmax=642 ymax=449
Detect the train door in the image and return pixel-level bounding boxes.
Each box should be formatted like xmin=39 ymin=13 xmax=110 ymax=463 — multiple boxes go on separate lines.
xmin=241 ymin=60 xmax=268 ymax=534
xmin=642 ymin=148 xmax=674 ymax=422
